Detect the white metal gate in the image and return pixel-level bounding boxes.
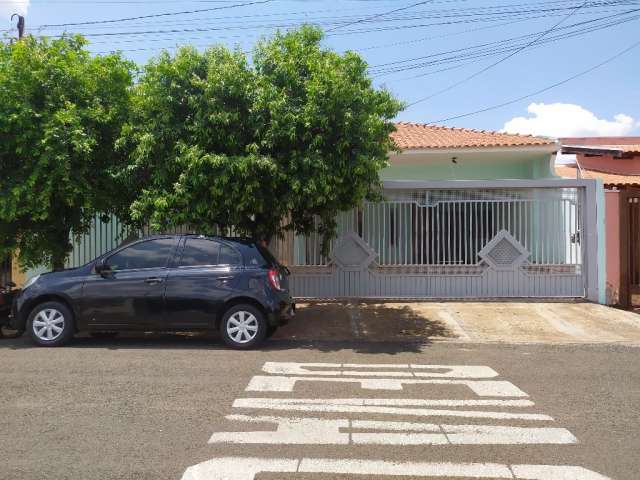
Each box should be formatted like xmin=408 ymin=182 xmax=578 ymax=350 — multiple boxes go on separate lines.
xmin=275 ymin=180 xmax=600 ymax=300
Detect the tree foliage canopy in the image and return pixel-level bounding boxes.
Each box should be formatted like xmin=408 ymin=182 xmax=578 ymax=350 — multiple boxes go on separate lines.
xmin=0 ymin=35 xmax=134 ymax=269
xmin=122 ymin=26 xmax=403 ymax=246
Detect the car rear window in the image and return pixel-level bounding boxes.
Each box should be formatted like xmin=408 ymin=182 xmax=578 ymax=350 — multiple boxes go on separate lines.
xmin=243 ymin=243 xmax=279 ymax=267
xmin=179 ymin=238 xmax=242 ymax=267
xmin=179 ymin=238 xmax=220 ymax=267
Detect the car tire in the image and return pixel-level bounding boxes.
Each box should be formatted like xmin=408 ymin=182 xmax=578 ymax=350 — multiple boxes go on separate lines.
xmin=27 ymin=301 xmax=75 ymax=347
xmin=220 ymin=304 xmax=267 ymax=350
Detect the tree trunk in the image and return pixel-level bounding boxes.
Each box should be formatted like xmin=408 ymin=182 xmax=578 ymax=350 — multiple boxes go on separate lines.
xmin=50 ymin=225 xmax=72 ymax=272
xmin=52 ymin=256 xmax=66 ymax=272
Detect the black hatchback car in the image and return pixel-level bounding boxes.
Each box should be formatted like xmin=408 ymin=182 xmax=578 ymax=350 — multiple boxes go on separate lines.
xmin=9 ymin=235 xmax=295 ymax=349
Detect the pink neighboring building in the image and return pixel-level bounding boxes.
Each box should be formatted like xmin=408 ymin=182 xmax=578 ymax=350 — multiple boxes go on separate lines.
xmin=556 ymin=137 xmax=640 ymax=307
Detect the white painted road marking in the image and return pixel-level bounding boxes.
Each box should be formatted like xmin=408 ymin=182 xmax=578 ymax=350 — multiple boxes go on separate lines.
xmin=246 ymin=375 xmax=529 ymax=396
xmin=262 ymin=362 xmax=499 ymax=378
xmin=181 ymin=457 xmax=611 ymax=480
xmin=237 ymin=397 xmax=535 ymax=406
xmin=182 ymin=363 xmax=609 ymax=479
xmin=232 ymin=397 xmax=552 ymax=421
xmin=208 ymin=415 xmax=577 ymax=445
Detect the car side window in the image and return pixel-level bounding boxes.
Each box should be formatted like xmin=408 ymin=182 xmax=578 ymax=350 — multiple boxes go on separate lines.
xmin=107 ymin=238 xmax=174 ymax=271
xmin=179 ymin=238 xmax=221 ymax=267
xmin=219 ymin=244 xmax=242 ymax=266
xmin=178 ymin=239 xmax=242 ymax=267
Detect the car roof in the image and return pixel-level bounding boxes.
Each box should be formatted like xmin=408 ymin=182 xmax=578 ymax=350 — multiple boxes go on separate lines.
xmin=180 ymin=234 xmax=255 ymax=244
xmin=141 ymin=234 xmax=260 ymax=250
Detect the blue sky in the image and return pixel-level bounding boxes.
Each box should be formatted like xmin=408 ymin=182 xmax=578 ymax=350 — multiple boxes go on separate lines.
xmin=2 ymin=0 xmax=639 ymax=136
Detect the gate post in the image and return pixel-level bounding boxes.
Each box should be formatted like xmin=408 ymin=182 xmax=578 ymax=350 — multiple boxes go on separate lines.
xmin=584 ymin=179 xmax=606 ymax=303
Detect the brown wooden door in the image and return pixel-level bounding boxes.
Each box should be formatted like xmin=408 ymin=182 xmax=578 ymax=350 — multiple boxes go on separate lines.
xmin=620 ymin=189 xmax=640 ymax=308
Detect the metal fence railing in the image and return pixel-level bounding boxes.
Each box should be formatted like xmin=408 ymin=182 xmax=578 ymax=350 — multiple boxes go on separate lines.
xmin=282 ymin=188 xmax=583 ymax=272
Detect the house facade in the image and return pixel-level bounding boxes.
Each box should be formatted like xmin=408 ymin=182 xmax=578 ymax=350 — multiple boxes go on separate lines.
xmin=13 ymin=124 xmax=606 ymax=303
xmin=275 ymin=124 xmax=605 ymax=302
xmin=556 ymin=137 xmax=640 ymax=307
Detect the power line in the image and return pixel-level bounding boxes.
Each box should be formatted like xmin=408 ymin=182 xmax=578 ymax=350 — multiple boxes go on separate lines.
xmin=370 ymin=7 xmax=635 ymax=70
xmin=45 ymin=4 xmax=634 ymax=39
xmin=370 ymin=9 xmax=639 ymax=76
xmin=405 ymin=0 xmax=590 ymax=107
xmin=38 ymin=0 xmax=274 ymax=28
xmin=422 ymin=38 xmax=640 ymax=123
xmin=32 ymin=0 xmax=636 ymax=31
xmin=326 ymin=0 xmax=436 ymax=33
xmin=327 ymin=1 xmax=638 ymax=36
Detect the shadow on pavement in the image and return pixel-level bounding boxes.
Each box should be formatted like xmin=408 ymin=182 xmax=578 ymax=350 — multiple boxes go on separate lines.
xmin=0 ymin=302 xmax=454 ymax=354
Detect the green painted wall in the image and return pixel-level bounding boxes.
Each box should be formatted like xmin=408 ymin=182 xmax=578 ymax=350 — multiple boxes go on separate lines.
xmin=381 ymin=152 xmax=557 ymax=181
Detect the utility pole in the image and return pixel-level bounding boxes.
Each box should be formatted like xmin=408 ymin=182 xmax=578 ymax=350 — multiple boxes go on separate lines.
xmin=11 ymin=14 xmax=25 ymax=40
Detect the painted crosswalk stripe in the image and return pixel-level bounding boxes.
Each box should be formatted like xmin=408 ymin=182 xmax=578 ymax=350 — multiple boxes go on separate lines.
xmin=262 ymin=362 xmax=500 ymax=378
xmin=181 ymin=457 xmax=611 ymax=480
xmin=246 ymin=375 xmax=529 ymax=397
xmin=208 ymin=415 xmax=576 ymax=445
xmin=363 ymin=398 xmax=533 ymax=406
xmin=236 ymin=397 xmax=535 ymax=407
xmin=181 ymin=363 xmax=608 ymax=479
xmin=232 ymin=397 xmax=551 ymax=421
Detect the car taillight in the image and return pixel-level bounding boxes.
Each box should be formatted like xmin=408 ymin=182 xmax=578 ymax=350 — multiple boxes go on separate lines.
xmin=267 ymin=268 xmax=282 ymax=291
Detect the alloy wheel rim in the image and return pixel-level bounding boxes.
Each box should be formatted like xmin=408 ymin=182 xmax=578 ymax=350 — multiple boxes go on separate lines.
xmin=33 ymin=308 xmax=65 ymax=341
xmin=226 ymin=311 xmax=258 ymax=344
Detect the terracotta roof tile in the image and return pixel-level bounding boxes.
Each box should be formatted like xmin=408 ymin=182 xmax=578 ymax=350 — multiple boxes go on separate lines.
xmin=560 ymin=136 xmax=640 ymax=146
xmin=555 ymin=165 xmax=640 ymax=186
xmin=606 ymin=144 xmax=640 ymax=153
xmin=391 ymin=122 xmax=556 ymax=150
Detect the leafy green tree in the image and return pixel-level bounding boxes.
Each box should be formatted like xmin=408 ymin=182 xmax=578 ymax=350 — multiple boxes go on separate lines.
xmin=122 ymin=26 xmax=403 ymax=248
xmin=0 ymin=35 xmax=134 ymax=270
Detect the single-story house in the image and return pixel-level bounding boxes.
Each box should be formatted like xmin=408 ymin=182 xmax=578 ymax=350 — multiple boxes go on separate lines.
xmin=12 ymin=123 xmax=606 ymax=303
xmin=556 ymin=136 xmax=640 ymax=307
xmin=275 ymin=123 xmax=604 ymax=302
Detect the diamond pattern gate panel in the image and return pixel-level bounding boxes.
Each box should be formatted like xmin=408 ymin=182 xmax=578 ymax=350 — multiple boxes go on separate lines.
xmin=280 ymin=184 xmax=589 ymax=299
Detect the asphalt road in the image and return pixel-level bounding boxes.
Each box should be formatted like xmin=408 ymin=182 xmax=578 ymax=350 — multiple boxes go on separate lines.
xmin=0 ymin=334 xmax=638 ymax=480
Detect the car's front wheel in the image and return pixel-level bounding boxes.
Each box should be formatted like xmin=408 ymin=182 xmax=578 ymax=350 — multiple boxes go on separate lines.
xmin=220 ymin=304 xmax=267 ymax=350
xmin=27 ymin=301 xmax=75 ymax=347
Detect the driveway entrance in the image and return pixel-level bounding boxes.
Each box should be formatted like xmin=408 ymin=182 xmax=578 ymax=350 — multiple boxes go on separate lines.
xmin=274 ymin=301 xmax=640 ymax=345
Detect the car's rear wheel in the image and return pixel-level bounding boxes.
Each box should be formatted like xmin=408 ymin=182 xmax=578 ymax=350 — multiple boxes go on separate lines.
xmin=27 ymin=301 xmax=74 ymax=347
xmin=220 ymin=304 xmax=267 ymax=349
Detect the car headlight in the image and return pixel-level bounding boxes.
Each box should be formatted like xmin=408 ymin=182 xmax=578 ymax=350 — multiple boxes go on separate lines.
xmin=22 ymin=274 xmax=40 ymax=290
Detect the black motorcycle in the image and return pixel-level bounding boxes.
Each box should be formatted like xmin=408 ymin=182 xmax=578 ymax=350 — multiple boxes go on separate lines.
xmin=0 ymin=282 xmax=21 ymax=338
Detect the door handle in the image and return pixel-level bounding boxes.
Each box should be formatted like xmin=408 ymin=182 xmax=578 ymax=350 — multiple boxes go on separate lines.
xmin=144 ymin=277 xmax=163 ymax=285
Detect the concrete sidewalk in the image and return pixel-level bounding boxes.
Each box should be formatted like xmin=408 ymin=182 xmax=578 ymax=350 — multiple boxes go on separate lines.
xmin=274 ymin=301 xmax=640 ymax=345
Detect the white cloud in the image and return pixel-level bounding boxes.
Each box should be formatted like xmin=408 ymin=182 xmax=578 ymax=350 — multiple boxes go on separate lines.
xmin=0 ymin=0 xmax=30 ymax=18
xmin=502 ymin=103 xmax=639 ymax=137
